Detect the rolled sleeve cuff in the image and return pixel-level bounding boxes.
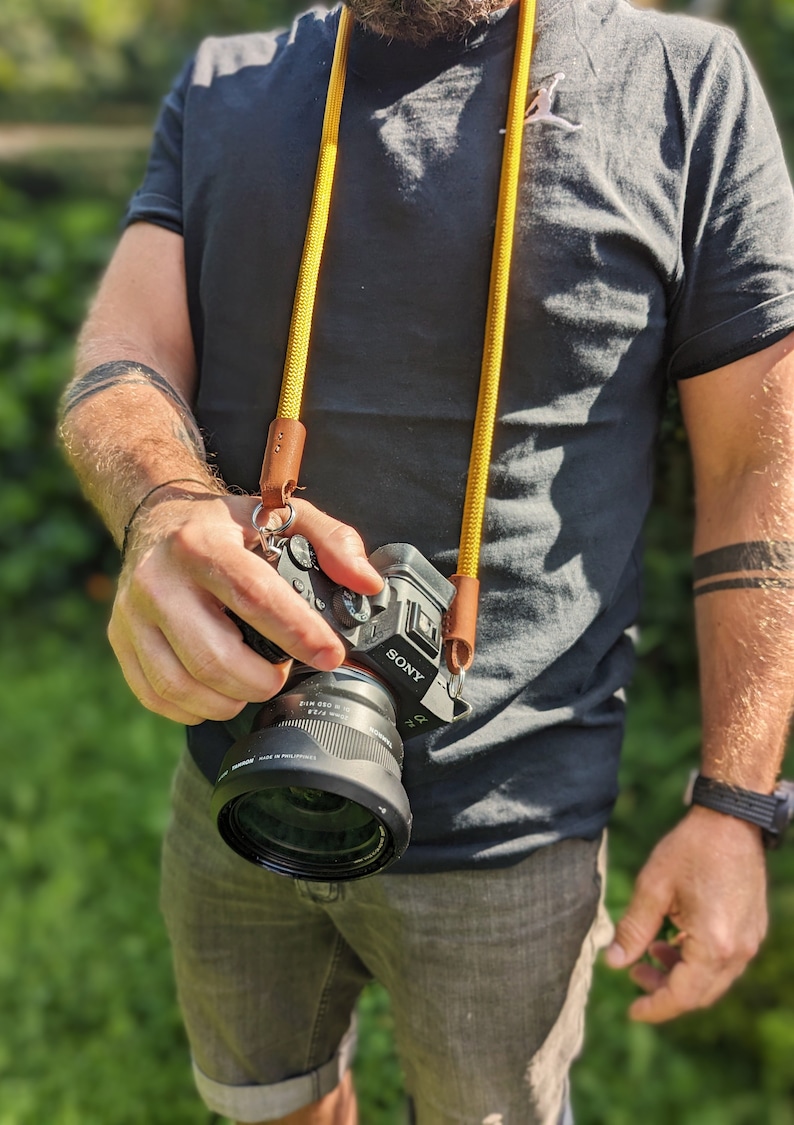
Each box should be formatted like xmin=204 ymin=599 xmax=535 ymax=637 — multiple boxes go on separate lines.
xmin=669 ymin=290 xmax=794 ymax=381
xmin=123 ymin=190 xmax=183 ymax=236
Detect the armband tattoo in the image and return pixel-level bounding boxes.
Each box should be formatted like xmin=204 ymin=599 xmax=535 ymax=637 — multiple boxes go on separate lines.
xmin=60 ymin=361 xmax=204 ymax=457
xmin=693 ymin=540 xmax=794 ymax=597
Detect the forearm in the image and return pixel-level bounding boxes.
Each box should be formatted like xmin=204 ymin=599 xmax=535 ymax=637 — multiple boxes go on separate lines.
xmin=58 ymin=222 xmax=224 ymax=547
xmin=692 ymin=468 xmax=794 ymax=793
xmin=604 ymin=474 xmax=787 ymax=1021
xmin=680 ymin=495 xmax=791 ymax=814
xmin=674 ymin=334 xmax=794 ymax=795
xmin=694 ymin=573 xmax=794 ymax=792
xmin=59 ymin=358 xmax=224 ymax=549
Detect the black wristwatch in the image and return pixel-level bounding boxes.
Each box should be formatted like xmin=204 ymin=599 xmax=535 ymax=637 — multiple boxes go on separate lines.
xmin=684 ymin=772 xmax=794 ymax=849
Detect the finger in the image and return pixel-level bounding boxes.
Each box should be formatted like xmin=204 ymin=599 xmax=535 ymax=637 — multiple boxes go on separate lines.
xmin=629 ymin=987 xmax=687 ymax=1023
xmin=208 ymin=493 xmax=262 ymax=549
xmin=290 ymin=500 xmax=384 ymax=593
xmin=111 ymin=610 xmax=259 ymax=723
xmin=116 ymin=537 xmax=299 ymax=703
xmin=627 ymin=942 xmax=684 ymax=993
xmin=207 ymin=548 xmax=347 ymax=669
xmin=605 ymin=875 xmax=668 ymax=969
xmin=629 ymin=963 xmax=668 ymax=994
xmin=109 ymin=622 xmax=211 ymax=724
xmin=136 ymin=625 xmax=258 ymax=722
xmin=648 ymin=940 xmax=683 ymax=972
xmin=155 ymin=587 xmax=294 ymax=703
xmin=628 ymin=956 xmax=734 ymax=1024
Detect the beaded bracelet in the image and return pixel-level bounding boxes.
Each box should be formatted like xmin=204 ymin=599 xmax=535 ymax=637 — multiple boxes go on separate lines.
xmin=120 ymin=477 xmax=221 ymax=561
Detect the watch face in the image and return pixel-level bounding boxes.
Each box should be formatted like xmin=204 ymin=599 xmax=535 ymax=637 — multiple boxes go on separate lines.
xmin=772 ymin=780 xmax=794 ymax=844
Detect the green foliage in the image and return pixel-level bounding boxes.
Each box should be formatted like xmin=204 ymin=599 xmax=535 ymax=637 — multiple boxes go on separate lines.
xmin=0 ymin=0 xmax=305 ymax=121
xmin=353 ymin=984 xmax=408 ymax=1125
xmin=0 ymin=618 xmax=199 ymax=1124
xmin=725 ymin=0 xmax=794 ymax=166
xmin=0 ymin=167 xmax=130 ymax=611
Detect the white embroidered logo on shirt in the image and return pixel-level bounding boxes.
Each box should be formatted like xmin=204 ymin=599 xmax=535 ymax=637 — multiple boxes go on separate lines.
xmin=501 ymin=72 xmax=582 ymax=133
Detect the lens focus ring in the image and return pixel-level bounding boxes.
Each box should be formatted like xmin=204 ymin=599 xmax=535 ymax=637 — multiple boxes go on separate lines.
xmin=274 ymin=718 xmax=401 ymax=776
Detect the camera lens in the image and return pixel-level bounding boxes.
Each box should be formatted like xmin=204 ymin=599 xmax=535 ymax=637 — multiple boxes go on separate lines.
xmin=212 ymin=666 xmax=412 ymax=881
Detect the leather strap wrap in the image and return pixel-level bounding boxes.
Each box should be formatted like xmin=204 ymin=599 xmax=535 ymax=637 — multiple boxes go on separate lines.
xmin=443 ymin=574 xmax=480 ymax=674
xmin=259 ymin=417 xmax=307 ymax=509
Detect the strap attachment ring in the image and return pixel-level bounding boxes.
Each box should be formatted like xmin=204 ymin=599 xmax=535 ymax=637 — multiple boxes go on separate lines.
xmin=252 ymin=501 xmax=296 ymax=560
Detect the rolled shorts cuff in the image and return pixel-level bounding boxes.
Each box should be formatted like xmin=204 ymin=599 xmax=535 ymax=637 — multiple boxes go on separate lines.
xmin=191 ymin=1017 xmax=357 ymax=1123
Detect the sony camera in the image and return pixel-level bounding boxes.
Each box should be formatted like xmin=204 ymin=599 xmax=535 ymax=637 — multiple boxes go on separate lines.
xmin=212 ymin=536 xmax=471 ymax=882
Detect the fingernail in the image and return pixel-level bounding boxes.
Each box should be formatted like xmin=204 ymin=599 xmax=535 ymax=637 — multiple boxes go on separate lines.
xmin=354 ymin=557 xmax=384 ymax=582
xmin=605 ymin=942 xmax=627 ymax=968
xmin=312 ymin=644 xmax=344 ymax=671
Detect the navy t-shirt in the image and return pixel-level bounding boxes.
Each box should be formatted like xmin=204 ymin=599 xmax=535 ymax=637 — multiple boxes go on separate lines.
xmin=126 ymin=0 xmax=794 ymax=871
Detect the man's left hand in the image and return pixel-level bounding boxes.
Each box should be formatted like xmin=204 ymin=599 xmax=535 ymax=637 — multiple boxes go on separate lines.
xmin=605 ymin=804 xmax=768 ymax=1022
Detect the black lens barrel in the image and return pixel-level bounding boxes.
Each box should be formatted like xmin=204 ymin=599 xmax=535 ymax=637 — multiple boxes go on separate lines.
xmin=212 ymin=667 xmax=412 ymax=881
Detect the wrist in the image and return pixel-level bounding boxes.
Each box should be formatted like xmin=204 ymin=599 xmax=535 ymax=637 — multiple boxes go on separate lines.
xmin=685 ymin=801 xmax=765 ymax=842
xmin=120 ymin=478 xmax=227 ymax=560
xmin=684 ymin=771 xmax=794 ymax=849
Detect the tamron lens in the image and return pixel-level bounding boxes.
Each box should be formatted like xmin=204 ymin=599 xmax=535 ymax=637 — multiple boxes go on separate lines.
xmin=212 ymin=540 xmax=471 ymax=881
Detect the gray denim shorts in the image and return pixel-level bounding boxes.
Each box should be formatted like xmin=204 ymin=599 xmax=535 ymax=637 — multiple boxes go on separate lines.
xmin=160 ymin=751 xmax=613 ymax=1125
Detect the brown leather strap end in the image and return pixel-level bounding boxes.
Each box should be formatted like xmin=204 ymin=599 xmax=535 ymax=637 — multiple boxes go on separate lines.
xmin=259 ymin=417 xmax=306 ymax=509
xmin=443 ymin=574 xmax=480 ymax=673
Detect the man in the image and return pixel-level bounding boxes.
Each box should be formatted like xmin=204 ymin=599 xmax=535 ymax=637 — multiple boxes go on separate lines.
xmin=59 ymin=0 xmax=794 ymax=1118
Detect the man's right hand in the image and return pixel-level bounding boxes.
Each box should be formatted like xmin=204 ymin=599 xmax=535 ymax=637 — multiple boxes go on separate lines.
xmin=108 ymin=494 xmax=384 ymax=725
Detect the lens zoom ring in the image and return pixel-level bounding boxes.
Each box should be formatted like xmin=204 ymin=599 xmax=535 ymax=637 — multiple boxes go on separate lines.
xmin=276 ymin=719 xmax=402 ymax=776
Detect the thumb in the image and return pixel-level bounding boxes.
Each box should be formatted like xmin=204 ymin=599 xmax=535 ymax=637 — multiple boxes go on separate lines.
xmin=605 ymin=876 xmax=667 ymax=969
xmin=291 ymin=500 xmax=384 ymax=593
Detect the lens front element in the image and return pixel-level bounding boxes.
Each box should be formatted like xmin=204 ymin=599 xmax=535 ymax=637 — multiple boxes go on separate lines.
xmin=228 ymin=786 xmax=388 ymax=866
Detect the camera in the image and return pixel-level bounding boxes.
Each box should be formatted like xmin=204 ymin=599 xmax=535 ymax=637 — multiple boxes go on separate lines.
xmin=212 ymin=536 xmax=471 ymax=881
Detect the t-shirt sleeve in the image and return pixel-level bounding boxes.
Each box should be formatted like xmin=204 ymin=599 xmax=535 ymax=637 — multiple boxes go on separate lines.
xmin=667 ymin=32 xmax=794 ymax=381
xmin=123 ymin=60 xmax=194 ymax=235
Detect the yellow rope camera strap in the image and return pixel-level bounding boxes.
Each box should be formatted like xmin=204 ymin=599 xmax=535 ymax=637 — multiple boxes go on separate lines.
xmin=259 ymin=0 xmax=538 ymax=674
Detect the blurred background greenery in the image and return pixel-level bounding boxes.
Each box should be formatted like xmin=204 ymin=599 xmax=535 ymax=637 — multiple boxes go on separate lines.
xmin=1 ymin=0 xmax=793 ymax=1122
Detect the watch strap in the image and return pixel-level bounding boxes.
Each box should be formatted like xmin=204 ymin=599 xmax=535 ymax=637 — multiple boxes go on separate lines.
xmin=687 ymin=774 xmax=792 ymax=848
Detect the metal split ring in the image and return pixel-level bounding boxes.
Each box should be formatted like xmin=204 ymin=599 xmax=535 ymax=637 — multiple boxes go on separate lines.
xmin=251 ymin=501 xmax=296 ymax=559
xmin=448 ymin=669 xmax=473 ymax=721
xmin=448 ymin=667 xmax=466 ymax=701
xmin=251 ymin=501 xmax=296 ymax=536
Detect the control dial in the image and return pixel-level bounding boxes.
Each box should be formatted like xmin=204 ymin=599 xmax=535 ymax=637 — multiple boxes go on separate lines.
xmin=286 ymin=535 xmax=317 ymax=570
xmin=331 ymin=587 xmax=372 ymax=629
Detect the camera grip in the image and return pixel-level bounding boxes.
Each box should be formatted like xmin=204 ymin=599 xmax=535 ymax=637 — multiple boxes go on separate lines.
xmin=225 ymin=608 xmax=291 ymax=664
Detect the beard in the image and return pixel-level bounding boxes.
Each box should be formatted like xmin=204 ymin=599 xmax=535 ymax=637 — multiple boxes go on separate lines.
xmin=344 ymin=0 xmax=512 ymax=46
